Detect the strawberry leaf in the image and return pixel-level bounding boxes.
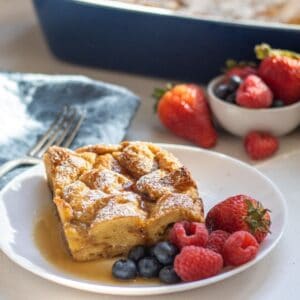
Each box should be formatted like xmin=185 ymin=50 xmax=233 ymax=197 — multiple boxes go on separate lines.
xmin=223 ymin=59 xmax=256 ymax=72
xmin=152 ymin=83 xmax=174 ymax=113
xmin=255 ymin=43 xmax=300 ymax=60
xmin=244 ymin=199 xmax=271 ymax=235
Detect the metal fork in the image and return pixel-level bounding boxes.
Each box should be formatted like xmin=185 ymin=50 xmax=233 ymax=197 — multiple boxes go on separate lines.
xmin=0 ymin=105 xmax=85 ymax=178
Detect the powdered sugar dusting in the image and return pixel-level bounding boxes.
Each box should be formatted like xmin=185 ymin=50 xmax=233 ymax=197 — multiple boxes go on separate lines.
xmin=86 ymin=189 xmax=107 ymax=201
xmin=96 ymin=199 xmax=145 ymax=221
xmin=181 ymin=0 xmax=287 ymax=21
xmin=158 ymin=193 xmax=194 ymax=212
xmin=48 ymin=142 xmax=203 ymax=243
xmin=136 ymin=169 xmax=173 ymax=199
xmin=95 ymin=170 xmax=117 ymax=189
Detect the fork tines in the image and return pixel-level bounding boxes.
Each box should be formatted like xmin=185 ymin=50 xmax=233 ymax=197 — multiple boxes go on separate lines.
xmin=28 ymin=106 xmax=85 ymax=158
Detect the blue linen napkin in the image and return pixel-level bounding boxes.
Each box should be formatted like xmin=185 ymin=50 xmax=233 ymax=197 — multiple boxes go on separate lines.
xmin=0 ymin=72 xmax=140 ymax=189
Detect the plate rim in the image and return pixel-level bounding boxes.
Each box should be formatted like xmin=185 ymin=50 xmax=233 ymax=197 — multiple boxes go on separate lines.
xmin=0 ymin=143 xmax=288 ymax=296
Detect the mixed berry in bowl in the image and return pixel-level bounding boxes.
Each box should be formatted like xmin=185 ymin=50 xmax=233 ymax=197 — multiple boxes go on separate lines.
xmin=207 ymin=43 xmax=300 ymax=141
xmin=213 ymin=43 xmax=300 ymax=109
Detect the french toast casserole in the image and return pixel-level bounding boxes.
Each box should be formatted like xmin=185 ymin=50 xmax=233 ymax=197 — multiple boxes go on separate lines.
xmin=43 ymin=142 xmax=204 ymax=261
xmin=115 ymin=0 xmax=300 ymax=25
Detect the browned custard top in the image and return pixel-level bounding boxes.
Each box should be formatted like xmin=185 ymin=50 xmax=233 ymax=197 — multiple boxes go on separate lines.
xmin=45 ymin=142 xmax=203 ymax=227
xmin=43 ymin=141 xmax=204 ymax=261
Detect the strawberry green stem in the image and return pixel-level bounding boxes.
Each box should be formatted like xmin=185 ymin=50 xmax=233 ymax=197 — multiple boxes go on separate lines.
xmin=227 ymin=59 xmax=256 ymax=69
xmin=244 ymin=199 xmax=271 ymax=234
xmin=255 ymin=43 xmax=300 ymax=60
xmin=223 ymin=59 xmax=256 ymax=72
xmin=152 ymin=83 xmax=173 ymax=113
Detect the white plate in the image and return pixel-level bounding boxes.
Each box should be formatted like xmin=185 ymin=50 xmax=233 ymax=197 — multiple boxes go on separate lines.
xmin=0 ymin=144 xmax=287 ymax=296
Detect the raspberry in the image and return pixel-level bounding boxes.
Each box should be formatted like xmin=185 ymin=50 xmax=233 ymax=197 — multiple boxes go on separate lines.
xmin=244 ymin=131 xmax=279 ymax=160
xmin=206 ymin=230 xmax=230 ymax=254
xmin=236 ymin=75 xmax=273 ymax=108
xmin=174 ymin=246 xmax=223 ymax=281
xmin=169 ymin=221 xmax=208 ymax=249
xmin=223 ymin=231 xmax=259 ymax=266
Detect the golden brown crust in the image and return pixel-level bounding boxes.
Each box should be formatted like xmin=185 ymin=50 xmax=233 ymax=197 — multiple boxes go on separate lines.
xmin=43 ymin=141 xmax=204 ymax=261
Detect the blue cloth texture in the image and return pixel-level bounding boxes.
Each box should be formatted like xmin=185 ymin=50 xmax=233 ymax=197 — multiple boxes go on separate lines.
xmin=0 ymin=72 xmax=140 ymax=189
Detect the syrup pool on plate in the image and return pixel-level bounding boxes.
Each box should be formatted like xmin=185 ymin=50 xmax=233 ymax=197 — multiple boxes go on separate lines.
xmin=34 ymin=206 xmax=159 ymax=285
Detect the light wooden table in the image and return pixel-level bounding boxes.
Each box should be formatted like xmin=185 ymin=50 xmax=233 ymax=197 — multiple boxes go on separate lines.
xmin=0 ymin=1 xmax=299 ymax=299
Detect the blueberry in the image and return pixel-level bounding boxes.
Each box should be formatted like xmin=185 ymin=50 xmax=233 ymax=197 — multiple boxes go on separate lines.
xmin=159 ymin=266 xmax=181 ymax=284
xmin=273 ymin=99 xmax=285 ymax=108
xmin=112 ymin=259 xmax=137 ymax=280
xmin=138 ymin=257 xmax=161 ymax=278
xmin=153 ymin=241 xmax=178 ymax=265
xmin=225 ymin=92 xmax=236 ymax=104
xmin=128 ymin=245 xmax=147 ymax=262
xmin=214 ymin=84 xmax=230 ymax=99
xmin=148 ymin=245 xmax=156 ymax=257
xmin=227 ymin=75 xmax=242 ymax=92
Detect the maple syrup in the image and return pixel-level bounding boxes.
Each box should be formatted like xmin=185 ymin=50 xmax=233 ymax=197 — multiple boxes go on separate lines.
xmin=34 ymin=206 xmax=159 ymax=285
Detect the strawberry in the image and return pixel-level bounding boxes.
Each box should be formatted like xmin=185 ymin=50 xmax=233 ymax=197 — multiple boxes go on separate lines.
xmin=153 ymin=84 xmax=217 ymax=148
xmin=224 ymin=59 xmax=257 ymax=79
xmin=255 ymin=43 xmax=300 ymax=105
xmin=236 ymin=75 xmax=273 ymax=108
xmin=244 ymin=131 xmax=279 ymax=160
xmin=205 ymin=194 xmax=271 ymax=243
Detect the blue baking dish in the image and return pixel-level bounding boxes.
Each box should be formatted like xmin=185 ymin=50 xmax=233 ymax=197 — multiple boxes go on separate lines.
xmin=33 ymin=0 xmax=300 ymax=83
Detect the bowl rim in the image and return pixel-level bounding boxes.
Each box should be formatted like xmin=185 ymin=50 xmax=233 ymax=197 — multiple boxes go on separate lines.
xmin=207 ymin=75 xmax=300 ymax=113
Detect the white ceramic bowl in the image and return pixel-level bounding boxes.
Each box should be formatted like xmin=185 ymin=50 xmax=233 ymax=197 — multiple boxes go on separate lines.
xmin=207 ymin=76 xmax=300 ymax=137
